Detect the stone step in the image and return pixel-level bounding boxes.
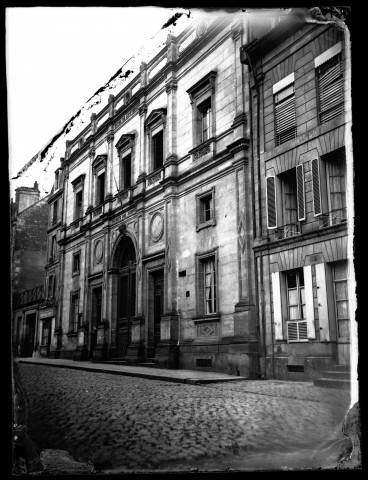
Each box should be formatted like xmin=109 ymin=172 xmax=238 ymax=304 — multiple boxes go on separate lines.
xmin=137 ymin=362 xmax=155 ymax=368
xmin=322 ymin=370 xmax=351 ymax=380
xmin=100 ymin=359 xmax=127 ymax=366
xmin=313 ymin=377 xmax=351 ymax=390
xmin=331 ymin=364 xmax=350 ymax=372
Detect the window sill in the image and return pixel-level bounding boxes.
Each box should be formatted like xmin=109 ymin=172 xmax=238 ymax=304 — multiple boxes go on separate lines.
xmin=72 ymin=271 xmax=80 ymax=277
xmin=66 ymin=331 xmax=78 ymax=337
xmin=192 ymin=314 xmax=221 ymax=323
xmin=196 ymin=219 xmax=216 ymax=232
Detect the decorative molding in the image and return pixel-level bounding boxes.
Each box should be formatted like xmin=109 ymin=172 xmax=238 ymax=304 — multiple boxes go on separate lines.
xmin=166 ymin=238 xmax=171 ymax=272
xmin=194 ymin=144 xmax=211 ymax=160
xmin=71 ymin=174 xmax=86 ymax=190
xmin=150 ymin=211 xmax=164 ymax=242
xmin=94 ymin=239 xmax=103 ymax=264
xmin=115 ymin=133 xmax=135 ymax=151
xmin=165 ymin=80 xmax=178 ymax=94
xmin=238 ymin=214 xmax=247 ymax=255
xmin=147 ymin=171 xmax=161 ymax=185
xmin=231 ymin=22 xmax=244 ymax=41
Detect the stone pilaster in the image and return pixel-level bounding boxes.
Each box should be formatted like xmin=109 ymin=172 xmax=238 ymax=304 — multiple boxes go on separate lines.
xmin=88 ymin=147 xmax=95 ymax=209
xmin=154 ymin=196 xmax=179 ymax=368
xmin=106 ymin=132 xmax=114 ymax=198
xmin=231 ymin=21 xmax=248 ymax=139
xmin=108 ymin=94 xmax=115 ymax=117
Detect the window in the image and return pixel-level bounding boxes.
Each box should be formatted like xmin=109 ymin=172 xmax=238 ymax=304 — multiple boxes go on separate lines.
xmin=312 ymin=148 xmax=347 ymax=225
xmin=41 ymin=320 xmax=51 ymax=346
xmin=69 ymin=292 xmax=79 ymax=333
xmin=73 ymin=252 xmax=80 ymax=275
xmin=266 ymin=165 xmax=305 ymax=238
xmin=47 ymin=274 xmax=55 ymax=299
xmin=116 ymin=133 xmax=135 ymax=191
xmin=187 ymin=71 xmax=217 ymax=149
xmin=198 ymin=99 xmax=212 ymax=144
xmin=196 ymin=250 xmax=218 ymax=316
xmin=71 ymin=174 xmax=85 ymax=221
xmin=274 ymin=82 xmax=297 ymax=146
xmin=50 ymin=235 xmax=56 ymax=261
xmin=196 ymin=187 xmax=216 ymax=231
xmin=152 ymin=130 xmax=164 ymax=170
xmin=332 ymin=261 xmax=349 ymax=339
xmin=144 ymin=109 xmax=167 ymax=173
xmin=315 ymin=44 xmax=344 ymax=124
xmin=52 ymin=200 xmax=58 ymax=224
xmin=75 ymin=190 xmax=83 ymax=219
xmin=286 ymin=269 xmax=308 ymax=342
xmin=96 ymin=171 xmax=106 ymax=205
xmin=122 ymin=153 xmax=132 ymax=189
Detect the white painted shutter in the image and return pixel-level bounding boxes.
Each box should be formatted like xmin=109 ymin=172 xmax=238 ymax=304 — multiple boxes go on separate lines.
xmin=266 ymin=176 xmax=277 ymax=229
xmin=271 ymin=272 xmax=283 ymax=340
xmin=296 ymin=164 xmax=305 ymax=221
xmin=315 ymin=263 xmax=330 ymax=341
xmin=303 ymin=265 xmax=316 ymax=339
xmin=311 ymin=158 xmax=322 ymax=216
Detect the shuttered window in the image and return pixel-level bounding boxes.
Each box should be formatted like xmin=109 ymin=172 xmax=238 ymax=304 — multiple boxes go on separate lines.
xmin=317 ymin=54 xmax=344 ymax=124
xmin=286 ymin=269 xmax=308 ymax=342
xmin=311 ymin=158 xmax=322 ymax=216
xmin=296 ymin=164 xmax=305 ymax=221
xmin=266 ymin=176 xmax=277 ymax=228
xmin=274 ymin=84 xmax=297 ymax=146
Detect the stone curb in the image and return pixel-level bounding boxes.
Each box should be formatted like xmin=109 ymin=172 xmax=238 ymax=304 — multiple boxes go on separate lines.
xmin=17 ymin=359 xmax=248 ymax=385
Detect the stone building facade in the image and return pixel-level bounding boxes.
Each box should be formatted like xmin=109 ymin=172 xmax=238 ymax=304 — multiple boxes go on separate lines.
xmin=43 ymin=12 xmax=260 ymax=377
xmin=241 ymin=8 xmax=354 ymax=380
xmin=11 ymin=183 xmax=49 ymax=356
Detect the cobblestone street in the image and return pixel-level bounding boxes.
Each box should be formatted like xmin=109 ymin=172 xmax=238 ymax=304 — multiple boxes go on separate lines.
xmin=16 ymin=363 xmax=352 ymax=472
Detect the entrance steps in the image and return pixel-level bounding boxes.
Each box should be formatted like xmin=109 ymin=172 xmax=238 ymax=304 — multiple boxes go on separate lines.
xmin=313 ymin=364 xmax=351 ymax=390
xmin=137 ymin=358 xmax=155 ymax=368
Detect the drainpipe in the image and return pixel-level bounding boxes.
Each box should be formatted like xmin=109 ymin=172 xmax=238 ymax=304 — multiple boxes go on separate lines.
xmin=242 ymin=43 xmax=268 ymax=378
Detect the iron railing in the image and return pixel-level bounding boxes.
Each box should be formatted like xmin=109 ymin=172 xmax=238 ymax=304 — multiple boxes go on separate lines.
xmin=271 ymin=207 xmax=348 ymax=242
xmin=13 ymin=284 xmax=44 ymax=309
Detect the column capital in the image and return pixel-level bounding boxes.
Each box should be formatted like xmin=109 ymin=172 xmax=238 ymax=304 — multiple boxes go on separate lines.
xmin=231 ymin=22 xmax=244 ymax=42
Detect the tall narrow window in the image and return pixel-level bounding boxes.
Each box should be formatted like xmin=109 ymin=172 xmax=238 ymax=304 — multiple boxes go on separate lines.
xmin=122 ymin=153 xmax=132 ymax=189
xmin=198 ymin=99 xmax=212 ymax=143
xmin=73 ymin=252 xmax=80 ymax=275
xmin=327 ymin=153 xmax=346 ymax=224
xmin=52 ymin=200 xmax=58 ymax=224
xmin=286 ymin=268 xmax=308 ymax=342
xmin=274 ymin=83 xmax=297 ymax=146
xmin=317 ymin=53 xmax=344 ymax=124
xmin=47 ymin=274 xmax=55 ymax=299
xmin=332 ymin=261 xmax=349 ymax=339
xmin=152 ymin=130 xmax=164 ymax=170
xmin=204 ymin=257 xmax=217 ymax=314
xmin=75 ymin=190 xmax=83 ymax=219
xmin=96 ymin=171 xmax=106 ymax=205
xmin=50 ymin=235 xmax=56 ymax=260
xmin=70 ymin=292 xmax=79 ymax=333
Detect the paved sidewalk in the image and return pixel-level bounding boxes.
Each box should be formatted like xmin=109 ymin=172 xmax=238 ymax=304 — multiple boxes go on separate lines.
xmin=15 ymin=357 xmax=247 ymax=384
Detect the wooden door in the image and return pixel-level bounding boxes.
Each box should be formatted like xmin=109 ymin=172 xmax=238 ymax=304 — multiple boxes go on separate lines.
xmin=117 ymin=268 xmax=136 ymax=357
xmin=154 ymin=275 xmax=164 ymax=348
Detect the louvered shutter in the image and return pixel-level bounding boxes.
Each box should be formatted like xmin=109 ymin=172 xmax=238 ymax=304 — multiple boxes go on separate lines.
xmin=311 ymin=158 xmax=322 ymax=216
xmin=266 ymin=176 xmax=277 ymax=228
xmin=303 ymin=265 xmax=316 ymax=339
xmin=275 ymin=84 xmax=297 ymax=145
xmin=271 ymin=272 xmax=284 ymax=340
xmin=318 ymin=55 xmax=344 ymax=124
xmin=315 ymin=263 xmax=330 ymax=341
xmin=296 ymin=164 xmax=305 ymax=221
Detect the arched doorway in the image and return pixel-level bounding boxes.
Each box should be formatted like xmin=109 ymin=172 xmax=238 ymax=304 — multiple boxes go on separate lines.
xmin=116 ymin=237 xmax=136 ymax=358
